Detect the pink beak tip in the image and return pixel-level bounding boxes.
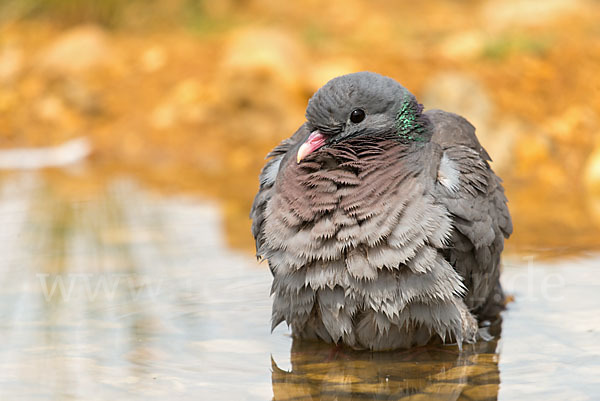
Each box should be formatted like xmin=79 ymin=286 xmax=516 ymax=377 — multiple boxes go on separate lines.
xmin=297 ymin=130 xmax=326 ymax=163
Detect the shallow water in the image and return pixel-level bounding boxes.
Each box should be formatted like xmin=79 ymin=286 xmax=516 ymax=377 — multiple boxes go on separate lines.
xmin=0 ymin=173 xmax=598 ymax=400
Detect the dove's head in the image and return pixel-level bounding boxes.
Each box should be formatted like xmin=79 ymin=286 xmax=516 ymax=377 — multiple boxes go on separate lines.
xmin=298 ymin=71 xmax=431 ymax=163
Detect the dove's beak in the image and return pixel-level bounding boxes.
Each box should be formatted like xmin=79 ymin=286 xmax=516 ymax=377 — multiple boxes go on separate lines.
xmin=297 ymin=130 xmax=326 ymax=163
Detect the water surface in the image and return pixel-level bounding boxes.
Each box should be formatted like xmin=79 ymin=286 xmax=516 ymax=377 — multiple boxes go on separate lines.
xmin=0 ymin=173 xmax=598 ymax=400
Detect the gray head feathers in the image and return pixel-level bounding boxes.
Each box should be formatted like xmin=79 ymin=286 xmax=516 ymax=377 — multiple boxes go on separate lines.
xmin=306 ymin=71 xmax=430 ymax=143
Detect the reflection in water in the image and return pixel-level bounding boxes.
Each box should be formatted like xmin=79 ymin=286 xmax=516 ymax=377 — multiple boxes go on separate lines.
xmin=0 ymin=172 xmax=278 ymax=400
xmin=0 ymin=172 xmax=598 ymax=400
xmin=272 ymin=325 xmax=501 ymax=401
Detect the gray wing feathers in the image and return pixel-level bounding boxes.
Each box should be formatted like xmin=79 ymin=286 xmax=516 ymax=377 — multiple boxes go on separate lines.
xmin=428 ymin=110 xmax=512 ymax=317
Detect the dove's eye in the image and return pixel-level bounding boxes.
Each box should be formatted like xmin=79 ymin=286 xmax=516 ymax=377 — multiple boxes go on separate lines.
xmin=350 ymin=109 xmax=366 ymax=123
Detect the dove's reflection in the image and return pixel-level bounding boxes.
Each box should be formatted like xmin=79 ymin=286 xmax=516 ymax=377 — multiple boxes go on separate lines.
xmin=272 ymin=320 xmax=502 ymax=401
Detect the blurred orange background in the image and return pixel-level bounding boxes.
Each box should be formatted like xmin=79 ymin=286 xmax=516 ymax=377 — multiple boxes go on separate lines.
xmin=1 ymin=0 xmax=599 ymax=255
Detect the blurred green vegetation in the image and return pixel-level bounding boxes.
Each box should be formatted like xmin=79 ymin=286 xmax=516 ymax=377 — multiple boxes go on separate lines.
xmin=0 ymin=0 xmax=227 ymax=31
xmin=482 ymin=33 xmax=554 ymax=60
xmin=1 ymin=0 xmax=129 ymax=27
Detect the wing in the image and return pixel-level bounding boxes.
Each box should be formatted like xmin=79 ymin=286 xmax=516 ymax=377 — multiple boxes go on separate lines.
xmin=426 ymin=110 xmax=513 ymax=319
xmin=250 ymin=123 xmax=310 ymax=261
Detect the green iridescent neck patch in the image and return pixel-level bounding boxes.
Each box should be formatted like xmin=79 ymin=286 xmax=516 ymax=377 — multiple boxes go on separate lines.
xmin=395 ymin=94 xmax=428 ymax=142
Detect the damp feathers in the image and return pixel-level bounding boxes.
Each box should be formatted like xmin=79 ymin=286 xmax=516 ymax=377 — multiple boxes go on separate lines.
xmin=250 ymin=72 xmax=512 ymax=350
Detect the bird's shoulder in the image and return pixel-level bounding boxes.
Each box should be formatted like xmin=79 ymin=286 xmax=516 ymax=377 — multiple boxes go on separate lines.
xmin=425 ymin=109 xmax=491 ymax=161
xmin=424 ymin=109 xmax=512 ymax=243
